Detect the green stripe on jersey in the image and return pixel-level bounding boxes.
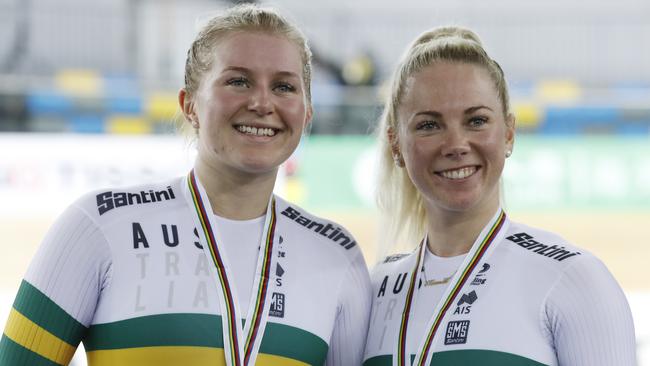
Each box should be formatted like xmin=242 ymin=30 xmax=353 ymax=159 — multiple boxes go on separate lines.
xmin=363 ymin=355 xmax=390 ymax=366
xmin=84 ymin=313 xmax=219 ymax=350
xmin=259 ymin=321 xmax=328 ymax=364
xmin=11 ymin=280 xmax=87 ymax=345
xmin=364 ymin=350 xmax=548 ymax=366
xmin=0 ymin=335 xmax=62 ymax=366
xmin=363 ymin=355 xmax=414 ymax=366
xmin=84 ymin=313 xmax=328 ymax=365
xmin=432 ymin=350 xmax=548 ymax=365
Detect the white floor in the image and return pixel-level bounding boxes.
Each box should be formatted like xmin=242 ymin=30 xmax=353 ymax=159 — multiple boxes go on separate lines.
xmin=1 ymin=290 xmax=648 ymax=365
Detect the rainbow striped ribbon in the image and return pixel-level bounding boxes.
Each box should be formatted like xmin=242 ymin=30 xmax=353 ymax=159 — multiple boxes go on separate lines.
xmin=397 ymin=210 xmax=506 ymax=366
xmin=396 ymin=238 xmax=425 ymax=366
xmin=187 ymin=170 xmax=276 ymax=366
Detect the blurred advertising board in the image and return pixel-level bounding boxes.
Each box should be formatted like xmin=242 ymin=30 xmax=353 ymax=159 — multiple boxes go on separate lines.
xmin=292 ymin=135 xmax=650 ymax=212
xmin=503 ymin=136 xmax=650 ymax=211
xmin=0 ymin=134 xmax=649 ymax=216
xmin=0 ymin=134 xmax=194 ymax=217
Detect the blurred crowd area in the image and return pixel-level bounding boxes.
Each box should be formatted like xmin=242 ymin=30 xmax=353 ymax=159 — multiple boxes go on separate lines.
xmin=0 ymin=0 xmax=649 ymax=135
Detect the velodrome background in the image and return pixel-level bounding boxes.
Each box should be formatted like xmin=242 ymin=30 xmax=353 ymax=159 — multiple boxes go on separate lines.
xmin=1 ymin=0 xmax=649 ymax=363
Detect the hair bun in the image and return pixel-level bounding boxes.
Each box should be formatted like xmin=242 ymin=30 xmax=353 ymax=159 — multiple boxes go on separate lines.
xmin=413 ymin=26 xmax=483 ymax=47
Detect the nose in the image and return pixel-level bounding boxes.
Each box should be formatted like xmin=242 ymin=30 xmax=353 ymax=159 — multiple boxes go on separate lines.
xmin=441 ymin=126 xmax=470 ymax=159
xmin=248 ymin=86 xmax=273 ymax=116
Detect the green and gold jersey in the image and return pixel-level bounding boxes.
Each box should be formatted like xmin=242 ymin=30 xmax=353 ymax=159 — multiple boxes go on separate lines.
xmin=1 ymin=176 xmax=372 ymax=366
xmin=363 ymin=211 xmax=636 ymax=366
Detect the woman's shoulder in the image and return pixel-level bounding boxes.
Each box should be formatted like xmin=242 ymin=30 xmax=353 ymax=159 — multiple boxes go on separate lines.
xmin=274 ymin=196 xmax=362 ymax=257
xmin=368 ymin=252 xmax=414 ymax=282
xmin=70 ymin=176 xmax=185 ymax=221
xmin=501 ymin=219 xmax=616 ymax=288
xmin=503 ymin=220 xmax=588 ymax=264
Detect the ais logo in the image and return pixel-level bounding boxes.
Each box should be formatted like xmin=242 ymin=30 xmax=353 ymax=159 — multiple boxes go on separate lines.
xmin=444 ymin=320 xmax=470 ymax=345
xmin=453 ymin=290 xmax=478 ymax=315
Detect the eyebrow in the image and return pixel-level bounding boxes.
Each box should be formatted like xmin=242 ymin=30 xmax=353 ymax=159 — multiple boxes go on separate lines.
xmin=222 ymin=66 xmax=300 ymax=79
xmin=465 ymin=105 xmax=494 ymax=114
xmin=414 ymin=110 xmax=442 ymax=119
xmin=414 ymin=105 xmax=493 ymax=118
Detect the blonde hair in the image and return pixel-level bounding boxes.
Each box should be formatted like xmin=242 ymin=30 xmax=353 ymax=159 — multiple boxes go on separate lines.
xmin=183 ymin=3 xmax=312 ymax=103
xmin=376 ymin=26 xmax=510 ymax=255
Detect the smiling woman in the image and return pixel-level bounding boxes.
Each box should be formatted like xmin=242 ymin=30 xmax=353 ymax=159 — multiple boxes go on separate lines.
xmin=180 ymin=31 xmax=310 ymax=187
xmin=0 ymin=5 xmax=371 ymax=366
xmin=394 ymin=61 xmax=514 ymax=243
xmin=362 ymin=26 xmax=636 ymax=366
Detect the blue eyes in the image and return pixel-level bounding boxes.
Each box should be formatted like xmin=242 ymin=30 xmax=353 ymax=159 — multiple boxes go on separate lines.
xmin=416 ymin=121 xmax=440 ymax=130
xmin=468 ymin=117 xmax=488 ymax=127
xmin=274 ymin=83 xmax=296 ymax=93
xmin=227 ymin=77 xmax=249 ymax=87
xmin=226 ymin=77 xmax=296 ymax=93
xmin=415 ymin=117 xmax=489 ymax=131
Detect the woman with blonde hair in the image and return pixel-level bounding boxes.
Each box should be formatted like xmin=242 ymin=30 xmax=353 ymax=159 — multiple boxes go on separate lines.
xmin=362 ymin=26 xmax=635 ymax=366
xmin=1 ymin=4 xmax=371 ymax=366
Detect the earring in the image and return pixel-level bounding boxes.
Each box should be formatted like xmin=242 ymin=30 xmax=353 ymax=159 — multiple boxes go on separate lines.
xmin=505 ymin=150 xmax=512 ymax=158
xmin=191 ymin=120 xmax=199 ymax=129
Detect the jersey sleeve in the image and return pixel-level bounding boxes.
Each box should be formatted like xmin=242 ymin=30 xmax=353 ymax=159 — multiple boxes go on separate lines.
xmin=0 ymin=202 xmax=112 ymax=366
xmin=543 ymin=253 xmax=637 ymax=366
xmin=325 ymin=250 xmax=372 ymax=366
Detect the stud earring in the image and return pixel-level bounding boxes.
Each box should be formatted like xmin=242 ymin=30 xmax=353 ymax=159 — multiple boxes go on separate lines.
xmin=505 ymin=150 xmax=512 ymax=158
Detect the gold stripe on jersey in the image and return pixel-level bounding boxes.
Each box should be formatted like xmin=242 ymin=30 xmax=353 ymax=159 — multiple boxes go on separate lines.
xmin=3 ymin=308 xmax=76 ymax=365
xmin=86 ymin=346 xmax=309 ymax=366
xmin=84 ymin=312 xmax=329 ymax=365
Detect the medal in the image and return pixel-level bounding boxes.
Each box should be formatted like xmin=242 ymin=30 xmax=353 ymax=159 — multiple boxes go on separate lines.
xmin=186 ymin=170 xmax=277 ymax=366
xmin=396 ymin=210 xmax=506 ymax=366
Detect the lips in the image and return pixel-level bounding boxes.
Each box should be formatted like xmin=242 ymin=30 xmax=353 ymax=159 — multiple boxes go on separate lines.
xmin=436 ymin=166 xmax=479 ymax=180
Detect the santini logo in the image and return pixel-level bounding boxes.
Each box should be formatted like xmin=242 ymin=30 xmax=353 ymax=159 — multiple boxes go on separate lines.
xmin=507 ymin=233 xmax=581 ymax=261
xmin=96 ymin=186 xmax=176 ymax=215
xmin=281 ymin=206 xmax=356 ymax=249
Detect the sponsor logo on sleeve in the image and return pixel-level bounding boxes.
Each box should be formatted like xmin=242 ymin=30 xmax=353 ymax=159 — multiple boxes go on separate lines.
xmin=96 ymin=186 xmax=176 ymax=215
xmin=507 ymin=232 xmax=581 ymax=261
xmin=280 ymin=206 xmax=356 ymax=249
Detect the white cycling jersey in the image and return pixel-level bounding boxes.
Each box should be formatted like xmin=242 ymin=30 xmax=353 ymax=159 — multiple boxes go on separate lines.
xmin=1 ymin=175 xmax=372 ymax=366
xmin=363 ymin=209 xmax=636 ymax=366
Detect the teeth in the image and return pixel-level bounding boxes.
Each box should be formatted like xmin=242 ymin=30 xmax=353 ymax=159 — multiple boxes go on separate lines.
xmin=237 ymin=125 xmax=276 ymax=137
xmin=440 ymin=167 xmax=476 ymax=180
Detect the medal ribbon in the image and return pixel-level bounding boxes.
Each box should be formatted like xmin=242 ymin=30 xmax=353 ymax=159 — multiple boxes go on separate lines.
xmin=396 ymin=238 xmax=425 ymax=366
xmin=397 ymin=210 xmax=506 ymax=366
xmin=187 ymin=170 xmax=276 ymax=366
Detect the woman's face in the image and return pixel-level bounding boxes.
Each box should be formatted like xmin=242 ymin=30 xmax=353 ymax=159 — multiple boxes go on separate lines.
xmin=186 ymin=31 xmax=311 ymax=176
xmin=395 ymin=61 xmax=514 ymax=217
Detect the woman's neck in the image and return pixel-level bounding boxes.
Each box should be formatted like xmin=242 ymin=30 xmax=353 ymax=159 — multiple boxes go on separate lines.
xmin=425 ymin=203 xmax=499 ymax=257
xmin=194 ymin=159 xmax=277 ymax=220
